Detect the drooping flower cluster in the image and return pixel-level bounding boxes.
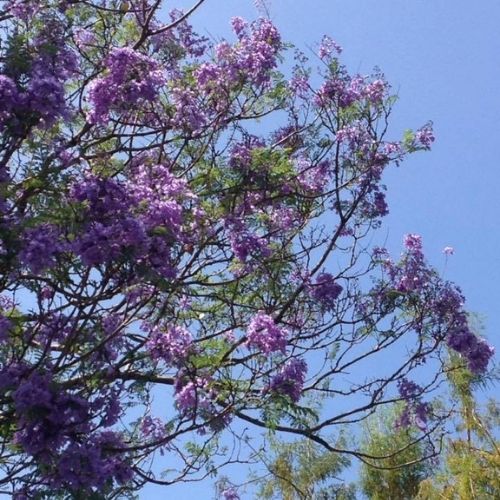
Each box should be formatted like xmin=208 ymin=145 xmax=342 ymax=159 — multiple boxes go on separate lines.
xmin=247 ymin=312 xmax=287 ymax=354
xmin=395 ymin=378 xmax=431 ymax=430
xmin=88 ymin=47 xmax=165 ymax=124
xmin=446 ymin=321 xmax=494 ymax=374
xmin=372 ymin=236 xmax=494 ymax=375
xmin=269 ymin=358 xmax=308 ymax=402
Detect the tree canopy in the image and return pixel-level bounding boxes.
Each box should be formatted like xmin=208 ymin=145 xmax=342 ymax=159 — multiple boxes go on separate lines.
xmin=0 ymin=1 xmax=495 ymax=498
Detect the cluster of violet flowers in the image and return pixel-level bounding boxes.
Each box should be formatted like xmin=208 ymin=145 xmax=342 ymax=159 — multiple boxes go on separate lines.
xmin=88 ymin=47 xmax=165 ymax=125
xmin=395 ymin=378 xmax=431 ymax=430
xmin=373 ymin=235 xmax=494 ymax=377
xmin=0 ymin=21 xmax=77 ymax=132
xmin=0 ymin=364 xmax=132 ymax=494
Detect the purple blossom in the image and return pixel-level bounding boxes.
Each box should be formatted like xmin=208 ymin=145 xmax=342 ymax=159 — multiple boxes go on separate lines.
xmin=447 ymin=326 xmax=494 ymax=374
xmin=395 ymin=378 xmax=430 ymax=430
xmin=145 ymin=324 xmax=193 ymax=365
xmin=269 ymin=358 xmax=307 ymax=402
xmin=141 ymin=416 xmax=166 ymax=442
xmin=0 ymin=75 xmax=19 ymax=129
xmin=415 ymin=124 xmax=435 ymax=149
xmin=296 ymin=157 xmax=330 ymax=194
xmin=269 ymin=206 xmax=299 ymax=231
xmin=23 ymin=75 xmax=67 ymax=127
xmin=19 ymin=224 xmax=62 ymax=274
xmin=231 ymin=17 xmax=248 ymax=37
xmin=6 ymin=0 xmax=40 ymax=19
xmin=229 ymin=136 xmax=265 ymax=170
xmin=50 ymin=432 xmax=133 ymax=492
xmin=88 ymin=47 xmax=165 ymax=124
xmin=12 ymin=372 xmax=91 ymax=460
xmin=309 ymin=273 xmax=343 ymax=310
xmin=199 ymin=17 xmax=281 ymax=93
xmin=247 ymin=312 xmax=287 ymax=354
xmin=230 ymin=230 xmax=270 ymax=264
xmin=222 ymin=486 xmax=241 ymax=500
xmin=73 ymin=218 xmax=147 ymax=267
xmin=169 ymin=85 xmax=207 ymax=132
xmin=318 ymin=35 xmax=343 ymax=59
xmin=0 ymin=315 xmax=12 ymax=342
xmin=364 ymin=79 xmax=387 ymax=103
xmin=404 ymin=234 xmax=423 ymax=252
xmin=174 ymin=373 xmax=231 ymax=431
xmin=74 ymin=28 xmax=96 ymax=49
xmin=316 ymin=75 xmax=365 ymax=109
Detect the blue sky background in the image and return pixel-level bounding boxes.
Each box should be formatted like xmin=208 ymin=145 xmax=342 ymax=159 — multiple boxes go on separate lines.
xmin=143 ymin=1 xmax=500 ymax=497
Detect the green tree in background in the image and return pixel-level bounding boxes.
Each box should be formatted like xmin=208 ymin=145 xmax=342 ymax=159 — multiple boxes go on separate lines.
xmin=254 ymin=435 xmax=356 ymax=500
xmin=359 ymin=406 xmax=434 ymax=500
xmin=416 ymin=359 xmax=499 ymax=500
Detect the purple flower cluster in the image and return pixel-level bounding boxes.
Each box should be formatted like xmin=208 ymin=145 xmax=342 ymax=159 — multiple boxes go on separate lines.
xmin=169 ymin=84 xmax=208 ymax=132
xmin=145 ymin=324 xmax=193 ymax=365
xmin=0 ymin=364 xmax=132 ymax=493
xmin=395 ymin=234 xmax=429 ymax=293
xmin=0 ymin=75 xmax=19 ymax=130
xmin=19 ymin=224 xmax=63 ymax=274
xmin=196 ymin=17 xmax=281 ymax=97
xmin=374 ymin=236 xmax=494 ymax=374
xmin=247 ymin=312 xmax=287 ymax=354
xmin=88 ymin=47 xmax=165 ymax=124
xmin=0 ymin=315 xmax=12 ymax=342
xmin=151 ymin=8 xmax=208 ymax=63
xmin=295 ymin=157 xmax=330 ymax=194
xmin=70 ymin=166 xmax=191 ymax=276
xmin=230 ymin=229 xmax=270 ymax=264
xmin=447 ymin=324 xmax=494 ymax=374
xmin=50 ymin=431 xmax=133 ymax=492
xmin=6 ymin=0 xmax=40 ymax=19
xmin=415 ymin=124 xmax=435 ymax=149
xmin=269 ymin=358 xmax=307 ymax=402
xmin=23 ymin=24 xmax=77 ymax=128
xmin=309 ymin=273 xmax=343 ymax=310
xmin=229 ymin=136 xmax=265 ymax=170
xmin=318 ymin=35 xmax=343 ymax=59
xmin=12 ymin=371 xmax=90 ymax=460
xmin=141 ymin=415 xmax=167 ymax=442
xmin=222 ymin=486 xmax=241 ymax=500
xmin=174 ymin=372 xmax=231 ymax=431
xmin=316 ymin=72 xmax=388 ymax=109
xmin=0 ymin=21 xmax=77 ymax=131
xmin=395 ymin=378 xmax=430 ymax=430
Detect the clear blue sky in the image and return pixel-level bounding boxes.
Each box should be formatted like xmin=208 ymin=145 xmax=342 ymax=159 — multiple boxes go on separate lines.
xmin=143 ymin=1 xmax=500 ymax=497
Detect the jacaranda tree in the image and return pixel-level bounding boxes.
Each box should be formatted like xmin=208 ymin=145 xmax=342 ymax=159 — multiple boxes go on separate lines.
xmin=0 ymin=0 xmax=494 ymax=497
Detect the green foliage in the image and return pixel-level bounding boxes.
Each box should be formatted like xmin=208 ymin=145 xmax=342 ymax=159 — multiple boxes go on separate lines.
xmin=415 ymin=362 xmax=500 ymax=500
xmin=359 ymin=406 xmax=434 ymax=500
xmin=255 ymin=435 xmax=355 ymax=500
